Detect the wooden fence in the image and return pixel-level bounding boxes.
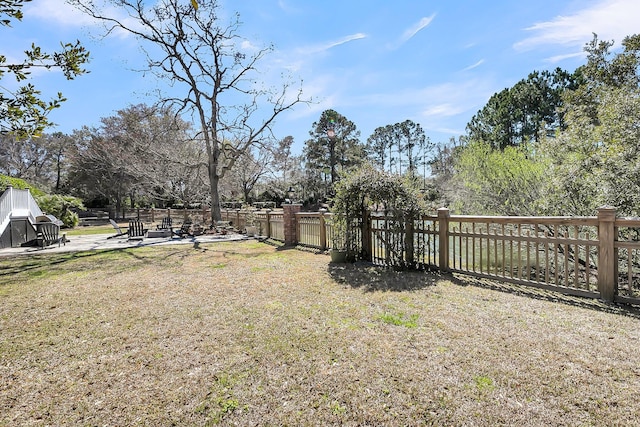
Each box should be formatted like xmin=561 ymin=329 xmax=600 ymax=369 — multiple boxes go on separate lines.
xmin=121 ymin=205 xmax=640 ymax=305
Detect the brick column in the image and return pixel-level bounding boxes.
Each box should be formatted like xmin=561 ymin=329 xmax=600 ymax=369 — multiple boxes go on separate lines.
xmin=283 ymin=204 xmax=302 ymax=246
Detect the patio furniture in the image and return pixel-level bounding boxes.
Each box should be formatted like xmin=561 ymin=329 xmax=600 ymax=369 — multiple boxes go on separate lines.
xmin=173 ymin=220 xmax=193 ymax=238
xmin=36 ymin=222 xmax=64 ymax=248
xmin=128 ymin=219 xmax=146 ymax=240
xmin=107 ymin=219 xmax=128 ymax=239
xmin=157 ymin=217 xmax=173 ymax=231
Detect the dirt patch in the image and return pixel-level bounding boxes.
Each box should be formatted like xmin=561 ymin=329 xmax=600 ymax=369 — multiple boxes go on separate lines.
xmin=1 ymin=241 xmax=639 ymax=425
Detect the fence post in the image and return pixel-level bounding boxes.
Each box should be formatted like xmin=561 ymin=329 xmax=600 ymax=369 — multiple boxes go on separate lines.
xmin=438 ymin=207 xmax=450 ymax=272
xmin=597 ymin=206 xmax=617 ymax=302
xmin=319 ymin=209 xmax=327 ymax=251
xmin=405 ymin=213 xmax=415 ymax=268
xmin=283 ymin=204 xmax=301 ymax=246
xmin=7 ymin=185 xmax=13 ymax=212
xmin=361 ymin=209 xmax=372 ymax=262
xmin=265 ymin=209 xmax=272 ymax=239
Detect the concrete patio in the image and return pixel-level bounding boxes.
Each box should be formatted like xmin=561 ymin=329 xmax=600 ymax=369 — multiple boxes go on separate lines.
xmin=0 ymin=232 xmax=252 ymax=257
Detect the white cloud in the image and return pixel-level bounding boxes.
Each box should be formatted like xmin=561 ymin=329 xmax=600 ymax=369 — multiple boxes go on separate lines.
xmin=400 ymin=14 xmax=436 ymax=44
xmin=277 ymin=0 xmax=301 ymax=14
xmin=25 ymin=0 xmax=97 ymax=27
xmin=25 ymin=0 xmax=143 ymax=39
xmin=385 ymin=14 xmax=436 ymax=50
xmin=240 ymin=40 xmax=260 ymax=52
xmin=298 ymin=33 xmax=367 ymax=55
xmin=545 ymin=51 xmax=586 ymax=63
xmin=514 ymin=0 xmax=640 ymax=51
xmin=346 ymin=79 xmax=493 ymax=124
xmin=462 ymin=59 xmax=485 ymax=71
xmin=422 ymin=103 xmax=465 ymax=118
xmin=415 ymin=80 xmax=497 ymax=135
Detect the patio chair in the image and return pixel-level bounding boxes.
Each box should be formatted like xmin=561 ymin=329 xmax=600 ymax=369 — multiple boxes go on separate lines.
xmin=128 ymin=219 xmax=147 ymax=240
xmin=157 ymin=217 xmax=173 ymax=231
xmin=36 ymin=222 xmax=64 ymax=248
xmin=107 ymin=219 xmax=128 ymax=239
xmin=107 ymin=219 xmax=129 ymax=239
xmin=173 ymin=220 xmax=193 ymax=238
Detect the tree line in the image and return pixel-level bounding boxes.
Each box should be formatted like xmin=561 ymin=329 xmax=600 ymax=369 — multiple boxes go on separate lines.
xmin=0 ymin=103 xmax=435 ymax=212
xmin=451 ymin=33 xmax=640 ymax=217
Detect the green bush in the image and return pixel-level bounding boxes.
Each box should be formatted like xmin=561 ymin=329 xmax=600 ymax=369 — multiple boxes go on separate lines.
xmin=331 ymin=163 xmax=427 ymax=266
xmin=35 ymin=194 xmax=85 ymax=228
xmin=0 ymin=175 xmax=45 ymax=197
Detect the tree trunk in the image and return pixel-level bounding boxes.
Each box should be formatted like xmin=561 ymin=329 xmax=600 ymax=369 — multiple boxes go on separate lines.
xmin=210 ymin=171 xmax=222 ymax=222
xmin=55 ymin=153 xmax=62 ymax=192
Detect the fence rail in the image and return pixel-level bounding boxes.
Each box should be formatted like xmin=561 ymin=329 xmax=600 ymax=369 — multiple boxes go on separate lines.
xmin=119 ymin=204 xmax=639 ymax=305
xmin=445 ymin=215 xmax=601 ymax=299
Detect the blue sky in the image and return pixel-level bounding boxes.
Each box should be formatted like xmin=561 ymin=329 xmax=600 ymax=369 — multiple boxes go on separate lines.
xmin=4 ymin=0 xmax=640 ymax=153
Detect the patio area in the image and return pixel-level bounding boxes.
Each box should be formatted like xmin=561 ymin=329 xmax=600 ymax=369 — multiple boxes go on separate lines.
xmin=0 ymin=231 xmax=251 ymax=257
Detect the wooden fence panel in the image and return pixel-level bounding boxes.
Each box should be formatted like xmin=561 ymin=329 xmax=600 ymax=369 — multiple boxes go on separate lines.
xmin=269 ymin=212 xmax=285 ymax=242
xmin=121 ymin=205 xmax=640 ymax=305
xmin=446 ymin=217 xmax=600 ymax=299
xmin=297 ymin=213 xmax=322 ymax=248
xmin=613 ymin=218 xmax=640 ymax=305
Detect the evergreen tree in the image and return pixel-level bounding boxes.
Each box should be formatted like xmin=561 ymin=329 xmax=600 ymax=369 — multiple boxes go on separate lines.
xmin=303 ymin=109 xmax=364 ymax=198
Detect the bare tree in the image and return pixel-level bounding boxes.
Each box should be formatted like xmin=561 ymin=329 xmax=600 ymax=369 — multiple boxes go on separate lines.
xmin=71 ymin=0 xmax=306 ymax=220
xmin=0 ymin=132 xmax=56 ymax=188
xmin=221 ymin=147 xmax=271 ymax=203
xmin=67 ymin=104 xmax=205 ymax=212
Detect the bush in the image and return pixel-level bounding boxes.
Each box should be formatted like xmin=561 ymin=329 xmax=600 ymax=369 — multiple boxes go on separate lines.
xmin=331 ymin=164 xmax=427 ymax=266
xmin=35 ymin=194 xmax=85 ymax=228
xmin=0 ymin=175 xmax=46 ymax=197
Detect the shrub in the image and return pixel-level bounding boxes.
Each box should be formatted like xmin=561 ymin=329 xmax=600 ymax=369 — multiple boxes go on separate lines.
xmin=0 ymin=175 xmax=46 ymax=197
xmin=331 ymin=164 xmax=427 ymax=266
xmin=35 ymin=194 xmax=85 ymax=228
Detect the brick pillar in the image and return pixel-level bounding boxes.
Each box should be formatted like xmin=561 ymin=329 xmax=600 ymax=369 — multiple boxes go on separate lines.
xmin=283 ymin=204 xmax=302 ymax=246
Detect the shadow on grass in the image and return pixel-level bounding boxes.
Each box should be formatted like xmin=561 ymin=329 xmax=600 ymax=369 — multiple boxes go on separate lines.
xmin=450 ymin=273 xmax=640 ymax=320
xmin=327 ymin=261 xmax=439 ymax=292
xmin=0 ymin=248 xmax=164 ymax=283
xmin=0 ymin=240 xmax=276 ymax=286
xmin=323 ymin=255 xmax=640 ymax=317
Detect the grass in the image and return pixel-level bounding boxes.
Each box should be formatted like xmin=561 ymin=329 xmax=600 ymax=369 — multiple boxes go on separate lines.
xmin=1 ymin=240 xmax=640 ymax=425
xmin=64 ymin=223 xmax=116 ymax=236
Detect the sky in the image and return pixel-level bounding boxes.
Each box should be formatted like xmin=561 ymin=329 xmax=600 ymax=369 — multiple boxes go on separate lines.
xmin=4 ymin=0 xmax=640 ymax=154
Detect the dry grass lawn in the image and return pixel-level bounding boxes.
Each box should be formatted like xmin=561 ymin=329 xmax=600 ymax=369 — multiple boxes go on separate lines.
xmin=1 ymin=240 xmax=640 ymax=426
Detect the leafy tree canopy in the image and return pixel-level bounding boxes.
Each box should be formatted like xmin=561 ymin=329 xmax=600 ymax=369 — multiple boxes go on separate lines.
xmin=453 ymin=140 xmax=546 ymax=215
xmin=303 ymin=109 xmax=364 ymax=196
xmin=0 ymin=0 xmax=89 ymax=138
xmin=466 ymin=68 xmax=580 ymax=149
